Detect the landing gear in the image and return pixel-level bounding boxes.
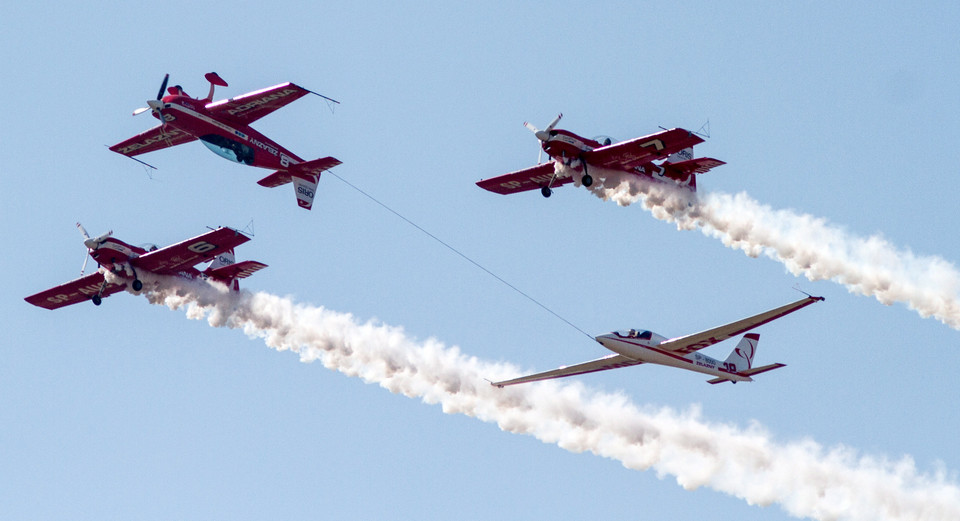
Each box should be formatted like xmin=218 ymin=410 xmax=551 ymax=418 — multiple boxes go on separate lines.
xmin=92 ymin=295 xmax=102 ymax=306
xmin=582 ymin=174 xmax=593 ymax=187
xmin=132 ymin=279 xmax=143 ymax=292
xmin=541 ymin=186 xmax=552 ymax=198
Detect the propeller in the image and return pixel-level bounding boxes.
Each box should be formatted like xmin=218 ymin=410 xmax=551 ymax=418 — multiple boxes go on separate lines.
xmin=523 ymin=113 xmax=562 ymax=164
xmin=132 ymin=73 xmax=170 ymax=117
xmin=76 ymin=222 xmax=112 ymax=275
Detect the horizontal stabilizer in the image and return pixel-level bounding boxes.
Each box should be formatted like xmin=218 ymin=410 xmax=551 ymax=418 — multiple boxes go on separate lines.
xmin=205 ymin=260 xmax=268 ymax=282
xmin=257 ymin=171 xmax=292 ymax=188
xmin=663 ymin=157 xmax=726 ymax=179
xmin=290 ymin=156 xmax=342 ymax=179
xmin=257 ymin=157 xmax=341 ymax=188
xmin=706 ymin=363 xmax=786 ymax=384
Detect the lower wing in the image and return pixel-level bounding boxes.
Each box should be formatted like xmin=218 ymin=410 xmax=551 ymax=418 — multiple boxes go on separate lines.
xmin=109 ymin=125 xmax=197 ymax=157
xmin=25 ymin=272 xmax=125 ymax=310
xmin=476 ymin=163 xmax=573 ymax=195
xmin=491 ymin=354 xmax=642 ymax=387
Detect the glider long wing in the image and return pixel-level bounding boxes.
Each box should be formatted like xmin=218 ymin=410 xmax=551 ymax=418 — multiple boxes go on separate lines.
xmin=659 ymin=296 xmax=824 ymax=355
xmin=491 ymin=354 xmax=642 ymax=387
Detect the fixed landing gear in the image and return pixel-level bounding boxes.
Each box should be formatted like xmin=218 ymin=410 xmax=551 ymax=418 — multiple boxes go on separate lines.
xmin=92 ymin=295 xmax=102 ymax=306
xmin=541 ymin=186 xmax=552 ymax=198
xmin=132 ymin=279 xmax=143 ymax=292
xmin=582 ymin=174 xmax=593 ymax=187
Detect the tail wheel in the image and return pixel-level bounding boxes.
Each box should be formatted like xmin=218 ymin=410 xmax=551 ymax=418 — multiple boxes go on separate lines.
xmin=541 ymin=186 xmax=552 ymax=198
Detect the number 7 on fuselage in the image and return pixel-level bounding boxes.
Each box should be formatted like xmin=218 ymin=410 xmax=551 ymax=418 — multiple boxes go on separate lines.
xmin=110 ymin=72 xmax=341 ymax=210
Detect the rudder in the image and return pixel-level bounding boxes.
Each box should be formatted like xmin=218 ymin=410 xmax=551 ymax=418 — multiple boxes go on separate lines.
xmin=724 ymin=333 xmax=759 ymax=372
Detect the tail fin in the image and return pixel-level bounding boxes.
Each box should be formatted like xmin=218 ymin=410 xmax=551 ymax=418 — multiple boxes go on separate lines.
xmin=665 ymin=147 xmax=694 ymax=164
xmin=208 ymin=248 xmax=236 ymax=271
xmin=256 ymin=156 xmax=342 ymax=210
xmin=724 ymin=333 xmax=759 ymax=373
xmin=706 ymin=334 xmax=786 ymax=384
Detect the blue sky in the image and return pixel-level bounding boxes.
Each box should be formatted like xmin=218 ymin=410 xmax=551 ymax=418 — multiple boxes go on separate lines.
xmin=3 ymin=2 xmax=960 ymax=520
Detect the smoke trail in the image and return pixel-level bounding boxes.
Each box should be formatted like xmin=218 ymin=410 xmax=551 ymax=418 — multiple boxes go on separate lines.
xmin=563 ymin=163 xmax=960 ymax=329
xmin=138 ymin=276 xmax=959 ymax=521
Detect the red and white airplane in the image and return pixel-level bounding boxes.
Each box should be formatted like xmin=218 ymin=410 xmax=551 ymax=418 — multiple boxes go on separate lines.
xmin=110 ymin=72 xmax=340 ymax=210
xmin=491 ymin=295 xmax=823 ymax=387
xmin=477 ymin=114 xmax=725 ymax=198
xmin=25 ymin=224 xmax=267 ymax=310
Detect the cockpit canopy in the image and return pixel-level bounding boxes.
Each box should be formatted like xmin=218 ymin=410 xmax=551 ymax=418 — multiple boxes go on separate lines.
xmin=199 ymin=134 xmax=255 ymax=165
xmin=615 ymin=329 xmax=653 ymax=340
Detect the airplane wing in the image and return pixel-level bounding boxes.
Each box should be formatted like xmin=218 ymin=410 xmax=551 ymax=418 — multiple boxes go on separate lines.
xmin=109 ymin=125 xmax=198 ymax=157
xmin=206 ymin=82 xmax=311 ymax=125
xmin=583 ymin=128 xmax=704 ymax=170
xmin=476 ymin=163 xmax=573 ymax=195
xmin=490 ymin=354 xmax=642 ymax=387
xmin=133 ymin=227 xmax=253 ymax=275
xmin=24 ymin=272 xmax=125 ymax=310
xmin=659 ymin=296 xmax=824 ymax=355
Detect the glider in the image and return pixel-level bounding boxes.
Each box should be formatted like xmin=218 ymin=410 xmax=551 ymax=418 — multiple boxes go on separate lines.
xmin=491 ymin=295 xmax=823 ymax=386
xmin=25 ymin=224 xmax=267 ymax=310
xmin=477 ymin=114 xmax=724 ymax=198
xmin=110 ymin=72 xmax=340 ymax=210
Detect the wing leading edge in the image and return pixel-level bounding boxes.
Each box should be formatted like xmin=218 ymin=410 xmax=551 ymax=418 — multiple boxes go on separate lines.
xmin=490 ymin=354 xmax=642 ymax=387
xmin=659 ymin=296 xmax=825 ymax=355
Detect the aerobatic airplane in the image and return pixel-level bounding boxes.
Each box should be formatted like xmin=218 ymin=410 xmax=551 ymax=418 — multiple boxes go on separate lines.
xmin=491 ymin=295 xmax=823 ymax=387
xmin=476 ymin=114 xmax=725 ymax=198
xmin=25 ymin=224 xmax=267 ymax=310
xmin=110 ymin=72 xmax=340 ymax=210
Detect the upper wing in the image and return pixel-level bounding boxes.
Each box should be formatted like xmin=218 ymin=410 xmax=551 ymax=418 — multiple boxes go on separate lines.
xmin=659 ymin=296 xmax=824 ymax=355
xmin=583 ymin=128 xmax=704 ymax=170
xmin=24 ymin=272 xmax=125 ymax=310
xmin=491 ymin=354 xmax=642 ymax=387
xmin=109 ymin=125 xmax=198 ymax=157
xmin=476 ymin=162 xmax=573 ymax=195
xmin=206 ymin=82 xmax=311 ymax=125
xmin=133 ymin=227 xmax=252 ymax=274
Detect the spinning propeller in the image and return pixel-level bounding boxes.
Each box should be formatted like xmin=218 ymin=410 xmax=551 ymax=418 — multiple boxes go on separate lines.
xmin=132 ymin=73 xmax=170 ymax=119
xmin=77 ymin=222 xmax=112 ymax=276
xmin=523 ymin=113 xmax=562 ymax=164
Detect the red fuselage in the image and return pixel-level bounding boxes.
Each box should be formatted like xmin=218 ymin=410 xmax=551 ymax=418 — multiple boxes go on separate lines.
xmin=152 ymin=93 xmax=305 ymax=170
xmin=539 ymin=129 xmax=605 ymax=161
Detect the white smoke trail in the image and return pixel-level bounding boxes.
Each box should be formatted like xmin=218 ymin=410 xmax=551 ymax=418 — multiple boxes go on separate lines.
xmin=565 ymin=164 xmax=960 ymax=329
xmin=137 ymin=276 xmax=959 ymax=521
